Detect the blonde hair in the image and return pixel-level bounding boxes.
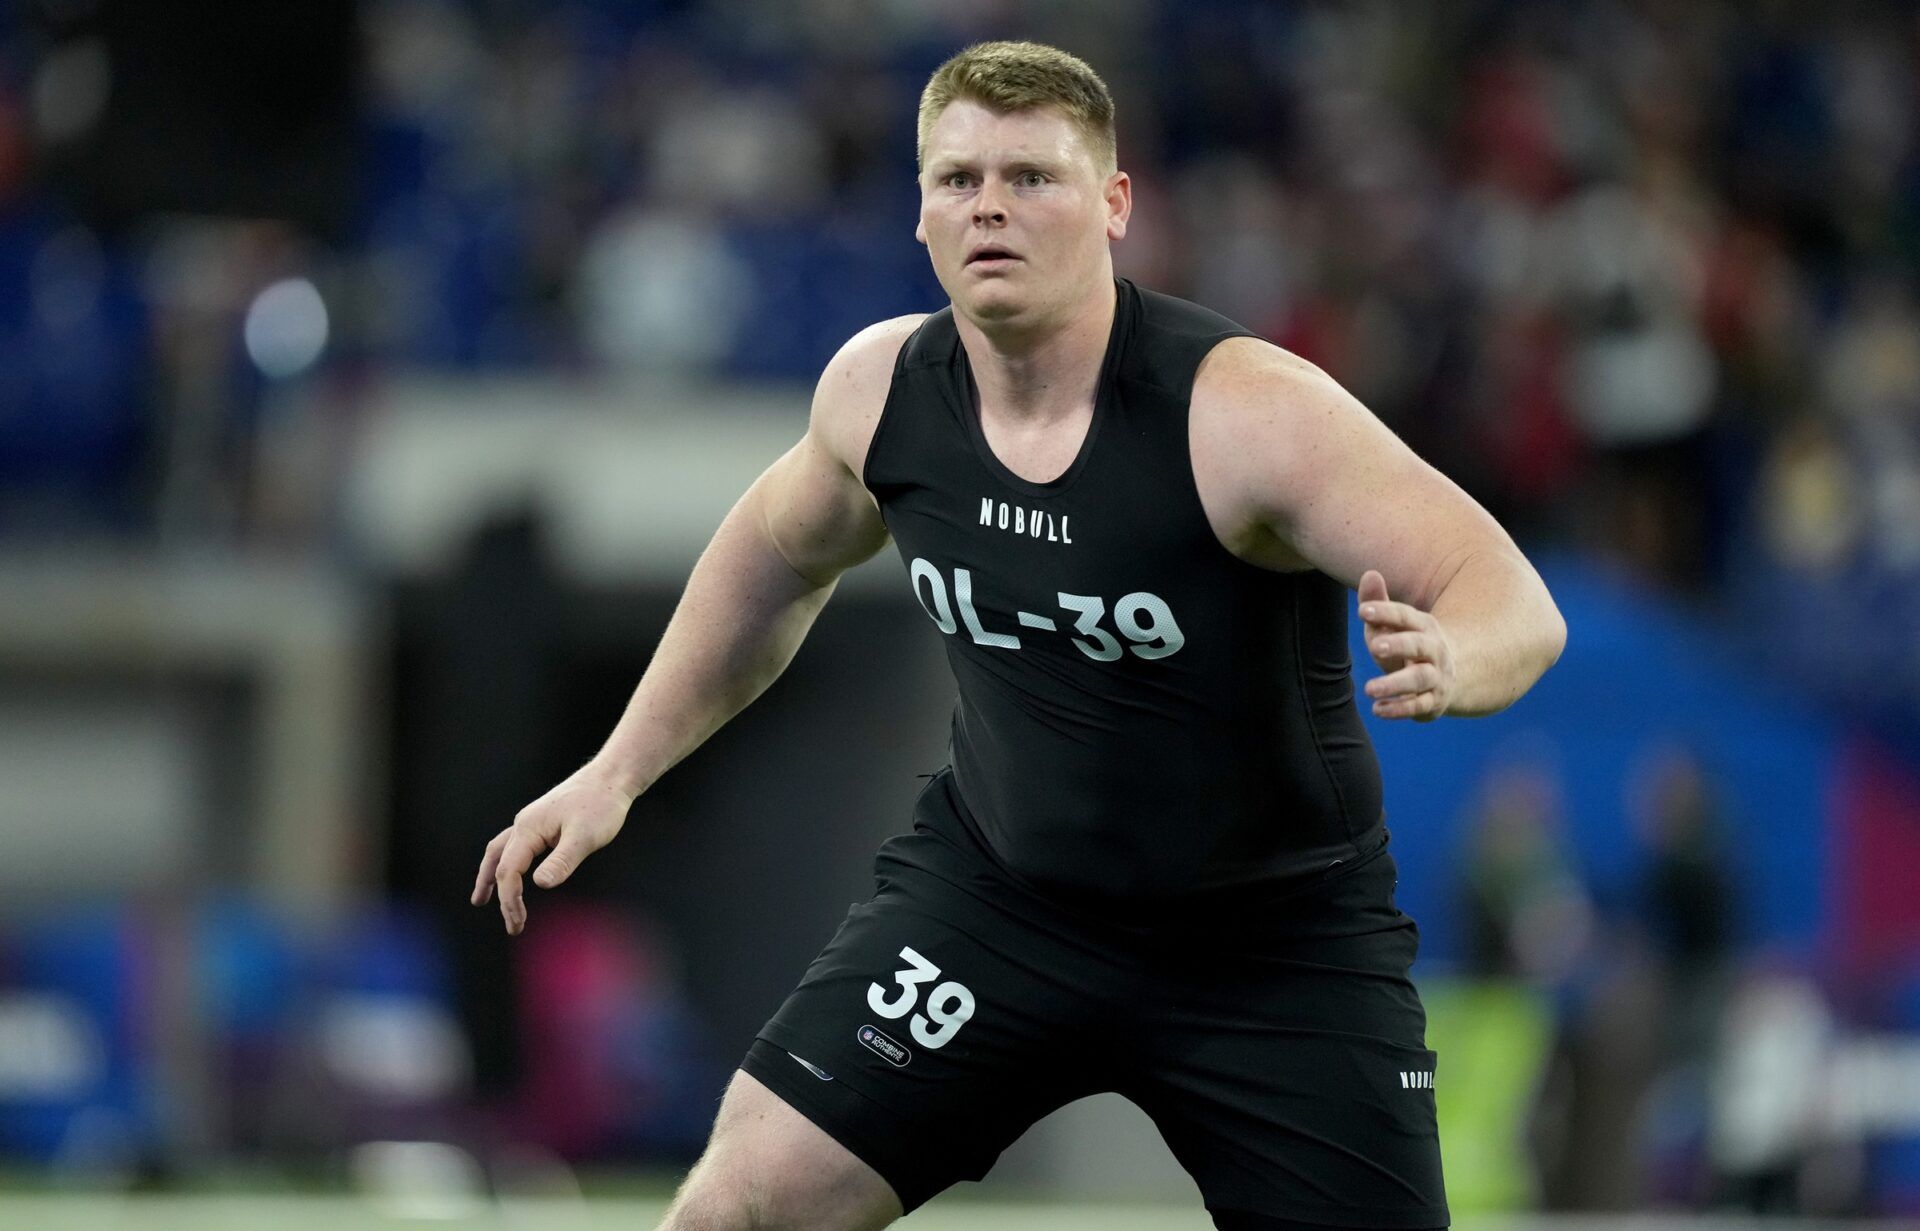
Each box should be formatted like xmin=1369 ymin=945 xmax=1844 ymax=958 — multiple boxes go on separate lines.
xmin=917 ymin=41 xmax=1117 ymax=176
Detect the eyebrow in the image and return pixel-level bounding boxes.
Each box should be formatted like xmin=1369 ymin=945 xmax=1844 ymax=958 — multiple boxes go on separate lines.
xmin=927 ymin=155 xmax=1063 ymax=176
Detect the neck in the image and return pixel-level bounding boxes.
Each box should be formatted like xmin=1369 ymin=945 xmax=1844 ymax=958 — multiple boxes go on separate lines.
xmin=954 ymin=277 xmax=1117 ymax=422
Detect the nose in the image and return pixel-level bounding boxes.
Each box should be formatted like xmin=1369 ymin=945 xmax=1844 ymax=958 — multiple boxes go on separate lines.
xmin=973 ymin=180 xmax=1009 ymax=227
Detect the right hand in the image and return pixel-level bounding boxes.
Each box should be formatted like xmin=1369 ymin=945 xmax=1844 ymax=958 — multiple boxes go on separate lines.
xmin=471 ymin=763 xmax=635 ymax=935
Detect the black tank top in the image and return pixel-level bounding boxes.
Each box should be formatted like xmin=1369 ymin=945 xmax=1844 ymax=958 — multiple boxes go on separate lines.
xmin=862 ymin=278 xmax=1384 ymax=919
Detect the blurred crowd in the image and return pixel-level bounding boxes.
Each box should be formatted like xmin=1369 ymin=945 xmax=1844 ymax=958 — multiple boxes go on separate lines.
xmin=7 ymin=0 xmax=1920 ymax=1210
xmin=1452 ymin=739 xmax=1916 ymax=1217
xmin=1455 ymin=743 xmax=1740 ymax=1210
xmin=7 ymin=0 xmax=1920 ymax=732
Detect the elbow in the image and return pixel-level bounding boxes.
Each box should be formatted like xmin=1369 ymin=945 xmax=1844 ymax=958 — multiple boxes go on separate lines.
xmin=1467 ymin=603 xmax=1564 ymax=720
xmin=1536 ymin=591 xmax=1568 ymax=675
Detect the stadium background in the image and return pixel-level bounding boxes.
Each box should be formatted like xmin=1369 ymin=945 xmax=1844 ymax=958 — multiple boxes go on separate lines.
xmin=3 ymin=0 xmax=1920 ymax=1225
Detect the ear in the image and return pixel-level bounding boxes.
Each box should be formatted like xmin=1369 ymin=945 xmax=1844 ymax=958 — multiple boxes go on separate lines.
xmin=1104 ymin=171 xmax=1132 ymax=242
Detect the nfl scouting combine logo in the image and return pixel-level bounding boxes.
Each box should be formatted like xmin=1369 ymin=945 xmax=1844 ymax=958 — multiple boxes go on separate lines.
xmin=858 ymin=1024 xmax=911 ymax=1067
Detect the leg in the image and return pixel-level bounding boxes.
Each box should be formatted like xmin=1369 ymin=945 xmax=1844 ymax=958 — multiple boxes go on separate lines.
xmin=659 ymin=1068 xmax=902 ymax=1231
xmin=1124 ymin=850 xmax=1451 ymax=1229
xmin=729 ymin=772 xmax=1124 ymax=1218
xmin=692 ymin=771 xmax=1114 ymax=1221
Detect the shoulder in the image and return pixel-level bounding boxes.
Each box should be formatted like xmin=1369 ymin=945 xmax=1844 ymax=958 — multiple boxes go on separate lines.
xmin=809 ymin=314 xmax=930 ymax=475
xmin=1188 ymin=336 xmax=1388 ymax=567
xmin=815 ymin=313 xmax=930 ymax=404
xmin=1192 ymin=335 xmax=1343 ymax=416
xmin=1191 ymin=335 xmax=1369 ymax=470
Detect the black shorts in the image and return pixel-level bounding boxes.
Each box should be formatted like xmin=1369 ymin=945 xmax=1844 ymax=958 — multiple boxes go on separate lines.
xmin=741 ymin=771 xmax=1448 ymax=1230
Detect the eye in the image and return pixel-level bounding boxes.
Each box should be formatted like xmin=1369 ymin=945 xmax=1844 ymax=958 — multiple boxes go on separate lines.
xmin=944 ymin=172 xmax=973 ymax=189
xmin=1018 ymin=171 xmax=1048 ymax=188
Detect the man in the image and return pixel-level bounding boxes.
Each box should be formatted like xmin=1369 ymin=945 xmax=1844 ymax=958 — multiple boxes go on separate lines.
xmin=473 ymin=41 xmax=1564 ymax=1231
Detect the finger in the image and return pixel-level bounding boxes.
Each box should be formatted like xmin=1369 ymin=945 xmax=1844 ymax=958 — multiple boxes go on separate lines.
xmin=1373 ymin=690 xmax=1441 ymax=720
xmin=1365 ymin=662 xmax=1441 ymax=699
xmin=1368 ymin=631 xmax=1440 ymax=667
xmin=533 ymin=834 xmax=593 ymax=889
xmin=494 ymin=834 xmax=540 ymax=935
xmin=471 ymin=831 xmax=510 ymax=905
xmin=1358 ymin=570 xmax=1389 ymax=607
xmin=1357 ymin=599 xmax=1430 ymax=632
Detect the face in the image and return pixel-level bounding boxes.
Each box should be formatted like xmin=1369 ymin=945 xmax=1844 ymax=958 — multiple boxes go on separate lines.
xmin=916 ymin=101 xmax=1130 ymax=330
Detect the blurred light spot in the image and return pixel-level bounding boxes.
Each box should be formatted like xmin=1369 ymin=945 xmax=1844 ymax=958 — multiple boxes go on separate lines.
xmin=244 ymin=278 xmax=330 ymax=378
xmin=577 ymin=211 xmax=751 ymax=374
xmin=348 ymin=1140 xmax=487 ymax=1221
xmin=0 ymin=993 xmax=105 ymax=1097
xmin=32 ymin=39 xmax=111 ymax=145
xmin=318 ymin=994 xmax=471 ymax=1100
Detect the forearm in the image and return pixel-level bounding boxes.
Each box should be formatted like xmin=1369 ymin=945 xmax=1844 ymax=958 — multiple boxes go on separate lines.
xmin=1428 ymin=549 xmax=1566 ymax=717
xmin=590 ymin=486 xmax=837 ymax=797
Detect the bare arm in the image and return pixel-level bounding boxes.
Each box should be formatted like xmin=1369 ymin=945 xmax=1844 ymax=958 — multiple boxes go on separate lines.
xmin=473 ymin=316 xmax=920 ymax=932
xmin=1192 ymin=338 xmax=1566 ymax=720
xmin=583 ymin=450 xmax=880 ymax=799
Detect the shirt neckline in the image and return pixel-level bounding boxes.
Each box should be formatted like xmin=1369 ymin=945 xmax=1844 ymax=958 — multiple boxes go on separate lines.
xmin=957 ymin=279 xmax=1129 ymax=501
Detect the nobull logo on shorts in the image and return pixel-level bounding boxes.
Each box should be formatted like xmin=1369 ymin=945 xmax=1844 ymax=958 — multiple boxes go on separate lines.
xmin=857 ymin=1024 xmax=911 ymax=1067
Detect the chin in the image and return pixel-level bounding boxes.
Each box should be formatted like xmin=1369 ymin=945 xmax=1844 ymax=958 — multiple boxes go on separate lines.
xmin=957 ymin=278 xmax=1034 ymax=324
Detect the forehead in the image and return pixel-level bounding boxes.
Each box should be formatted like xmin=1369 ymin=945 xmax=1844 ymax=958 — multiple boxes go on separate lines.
xmin=922 ymin=100 xmax=1093 ymax=168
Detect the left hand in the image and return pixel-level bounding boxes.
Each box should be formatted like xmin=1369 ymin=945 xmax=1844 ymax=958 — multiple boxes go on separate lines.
xmin=1357 ymin=570 xmax=1455 ymax=722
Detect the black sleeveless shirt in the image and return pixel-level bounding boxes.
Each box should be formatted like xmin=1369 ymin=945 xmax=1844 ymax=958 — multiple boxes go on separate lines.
xmin=862 ymin=278 xmax=1384 ymax=919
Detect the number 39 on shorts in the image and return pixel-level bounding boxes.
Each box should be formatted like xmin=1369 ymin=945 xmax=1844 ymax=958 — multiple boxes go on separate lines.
xmin=867 ymin=946 xmax=976 ymax=1049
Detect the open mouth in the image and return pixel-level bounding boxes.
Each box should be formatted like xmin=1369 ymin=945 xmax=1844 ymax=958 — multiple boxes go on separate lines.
xmin=967 ymin=247 xmax=1019 ymax=266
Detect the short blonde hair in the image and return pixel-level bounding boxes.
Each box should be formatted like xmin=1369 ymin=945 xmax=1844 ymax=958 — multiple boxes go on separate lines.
xmin=917 ymin=41 xmax=1117 ymax=176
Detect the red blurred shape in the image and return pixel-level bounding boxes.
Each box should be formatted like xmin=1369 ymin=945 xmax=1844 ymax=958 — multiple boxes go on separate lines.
xmin=1833 ymin=737 xmax=1920 ymax=971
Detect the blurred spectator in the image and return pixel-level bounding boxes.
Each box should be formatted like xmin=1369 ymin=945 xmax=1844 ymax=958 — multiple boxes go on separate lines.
xmin=1636 ymin=747 xmax=1737 ymax=1029
xmin=574 ymin=207 xmax=753 ymax=375
xmin=1458 ymin=750 xmax=1593 ymax=984
xmin=1710 ymin=972 xmax=1840 ymax=1214
xmin=1631 ymin=745 xmax=1741 ymax=1204
xmin=1452 ymin=747 xmax=1662 ymax=1210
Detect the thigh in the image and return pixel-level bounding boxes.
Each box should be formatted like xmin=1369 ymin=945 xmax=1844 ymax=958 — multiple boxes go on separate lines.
xmin=746 ymin=878 xmax=1113 ymax=1213
xmin=663 ymin=1068 xmax=901 ymax=1231
xmin=1126 ymin=857 xmax=1450 ymax=1229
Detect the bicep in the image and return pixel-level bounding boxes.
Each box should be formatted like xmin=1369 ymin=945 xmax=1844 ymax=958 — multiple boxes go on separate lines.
xmin=1216 ymin=352 xmax=1522 ymax=608
xmin=753 ymin=313 xmax=920 ymax=586
xmin=757 ymin=430 xmax=890 ymax=587
xmin=1289 ymin=426 xmax=1519 ymax=610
